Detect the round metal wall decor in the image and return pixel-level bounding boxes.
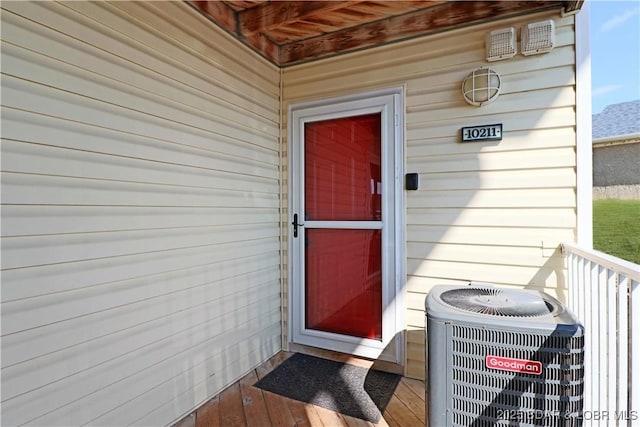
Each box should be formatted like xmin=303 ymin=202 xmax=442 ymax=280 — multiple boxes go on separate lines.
xmin=461 ymin=67 xmax=501 ymax=106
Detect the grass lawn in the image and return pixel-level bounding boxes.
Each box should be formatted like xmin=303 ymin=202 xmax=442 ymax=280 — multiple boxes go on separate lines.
xmin=593 ymin=199 xmax=640 ymax=265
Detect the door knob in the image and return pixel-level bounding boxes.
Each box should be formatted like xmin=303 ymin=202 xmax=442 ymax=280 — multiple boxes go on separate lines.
xmin=292 ymin=213 xmax=304 ymax=238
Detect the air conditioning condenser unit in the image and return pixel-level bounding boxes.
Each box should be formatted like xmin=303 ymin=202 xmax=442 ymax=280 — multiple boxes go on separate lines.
xmin=426 ymin=284 xmax=584 ymax=426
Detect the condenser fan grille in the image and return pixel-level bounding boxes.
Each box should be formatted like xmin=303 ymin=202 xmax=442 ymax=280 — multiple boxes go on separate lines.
xmin=440 ymin=288 xmax=554 ymax=317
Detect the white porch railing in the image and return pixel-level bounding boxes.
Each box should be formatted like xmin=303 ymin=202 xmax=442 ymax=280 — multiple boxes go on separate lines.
xmin=563 ymin=243 xmax=640 ymax=425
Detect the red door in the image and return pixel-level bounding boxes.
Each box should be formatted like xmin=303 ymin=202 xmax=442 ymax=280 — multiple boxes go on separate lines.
xmin=303 ymin=113 xmax=383 ymax=340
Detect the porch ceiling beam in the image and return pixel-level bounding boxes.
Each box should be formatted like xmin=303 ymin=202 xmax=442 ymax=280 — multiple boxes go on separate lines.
xmin=241 ymin=33 xmax=280 ymax=64
xmin=191 ymin=1 xmax=237 ymax=34
xmin=279 ymin=0 xmax=563 ymax=66
xmin=238 ymin=1 xmax=359 ymax=36
xmin=190 ymin=1 xmax=280 ymax=64
xmin=563 ymin=0 xmax=584 ymax=13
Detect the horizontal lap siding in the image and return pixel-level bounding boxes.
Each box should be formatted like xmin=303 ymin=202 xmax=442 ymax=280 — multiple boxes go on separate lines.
xmin=283 ymin=11 xmax=577 ymax=380
xmin=1 ymin=2 xmax=281 ymax=426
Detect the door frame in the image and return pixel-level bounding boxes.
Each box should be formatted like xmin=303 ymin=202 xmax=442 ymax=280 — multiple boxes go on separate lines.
xmin=287 ymin=87 xmax=405 ymax=363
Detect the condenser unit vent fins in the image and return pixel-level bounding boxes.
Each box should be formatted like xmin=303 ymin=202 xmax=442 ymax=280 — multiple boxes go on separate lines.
xmin=449 ymin=325 xmax=584 ymax=427
xmin=440 ymin=287 xmax=555 ymax=317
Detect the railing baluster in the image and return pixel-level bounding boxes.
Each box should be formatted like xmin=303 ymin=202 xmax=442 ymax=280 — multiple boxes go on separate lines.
xmin=597 ymin=266 xmax=605 ymax=420
xmin=562 ymin=243 xmax=640 ymax=424
xmin=631 ymin=279 xmax=639 ymax=426
xmin=618 ymin=274 xmax=629 ymax=424
xmin=606 ymin=268 xmax=617 ymax=417
xmin=591 ymin=260 xmax=601 ymax=418
xmin=583 ymin=256 xmax=595 ymax=418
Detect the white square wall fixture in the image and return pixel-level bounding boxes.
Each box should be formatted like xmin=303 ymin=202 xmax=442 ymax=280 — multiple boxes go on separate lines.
xmin=521 ymin=20 xmax=555 ymax=56
xmin=486 ymin=27 xmax=516 ymax=61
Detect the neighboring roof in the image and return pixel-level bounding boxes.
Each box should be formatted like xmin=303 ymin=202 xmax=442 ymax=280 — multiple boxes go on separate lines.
xmin=592 ymin=100 xmax=640 ymax=140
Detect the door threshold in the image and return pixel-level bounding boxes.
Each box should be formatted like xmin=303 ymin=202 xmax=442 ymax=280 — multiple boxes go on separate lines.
xmin=287 ymin=342 xmax=404 ymax=375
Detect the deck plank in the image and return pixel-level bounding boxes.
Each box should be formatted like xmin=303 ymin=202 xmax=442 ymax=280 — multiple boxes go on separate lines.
xmin=282 ymin=395 xmax=326 ymax=426
xmin=174 ymin=412 xmax=196 ymax=427
xmin=174 ymin=351 xmax=426 ymax=427
xmin=219 ymin=382 xmax=248 ymax=427
xmin=255 ymin=358 xmax=297 ymax=426
xmin=344 ymin=413 xmax=375 ymax=427
xmin=314 ymin=404 xmax=350 ymax=426
xmin=373 ymin=413 xmax=392 ymax=427
xmin=195 ymin=395 xmax=220 ymax=427
xmin=382 ymin=394 xmax=423 ymax=427
xmin=402 ymin=378 xmax=426 ymax=401
xmin=239 ymin=370 xmax=271 ymax=427
xmin=393 ymin=380 xmax=426 ymax=424
xmin=381 ymin=407 xmax=401 ymax=427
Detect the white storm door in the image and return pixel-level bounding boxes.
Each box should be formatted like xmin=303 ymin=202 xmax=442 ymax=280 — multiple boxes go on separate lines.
xmin=289 ymin=89 xmax=404 ymax=361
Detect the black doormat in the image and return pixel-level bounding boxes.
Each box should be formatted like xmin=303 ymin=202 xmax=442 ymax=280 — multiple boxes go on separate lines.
xmin=253 ymin=353 xmax=401 ymax=423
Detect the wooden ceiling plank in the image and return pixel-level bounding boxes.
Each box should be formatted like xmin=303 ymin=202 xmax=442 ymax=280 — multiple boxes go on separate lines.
xmin=239 ymin=1 xmax=362 ymax=35
xmin=316 ymin=10 xmax=376 ymax=28
xmin=279 ymin=0 xmax=563 ymax=66
xmin=191 ymin=1 xmax=237 ymax=34
xmin=347 ymin=1 xmax=432 ymax=17
xmin=265 ymin=22 xmax=328 ymax=44
xmin=296 ymin=20 xmax=341 ymax=34
xmin=224 ymin=1 xmax=262 ymax=12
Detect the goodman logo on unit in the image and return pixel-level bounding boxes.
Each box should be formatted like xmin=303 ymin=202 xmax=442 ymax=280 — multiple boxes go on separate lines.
xmin=486 ymin=355 xmax=543 ymax=375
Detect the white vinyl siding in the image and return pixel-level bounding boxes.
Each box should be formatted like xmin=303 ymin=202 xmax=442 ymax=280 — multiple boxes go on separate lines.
xmin=283 ymin=11 xmax=578 ymax=380
xmin=1 ymin=2 xmax=280 ymax=426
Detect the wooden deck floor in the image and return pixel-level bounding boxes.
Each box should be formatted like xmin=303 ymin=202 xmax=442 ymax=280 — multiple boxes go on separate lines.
xmin=173 ymin=350 xmax=426 ymax=427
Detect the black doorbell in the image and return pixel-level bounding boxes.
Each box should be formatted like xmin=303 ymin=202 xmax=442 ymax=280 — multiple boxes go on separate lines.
xmin=405 ymin=173 xmax=419 ymax=190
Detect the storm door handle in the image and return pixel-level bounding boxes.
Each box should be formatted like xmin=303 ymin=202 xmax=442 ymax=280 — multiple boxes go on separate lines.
xmin=292 ymin=213 xmax=304 ymax=238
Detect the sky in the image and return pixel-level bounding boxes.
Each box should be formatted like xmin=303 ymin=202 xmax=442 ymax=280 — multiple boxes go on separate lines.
xmin=590 ymin=0 xmax=640 ymax=114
